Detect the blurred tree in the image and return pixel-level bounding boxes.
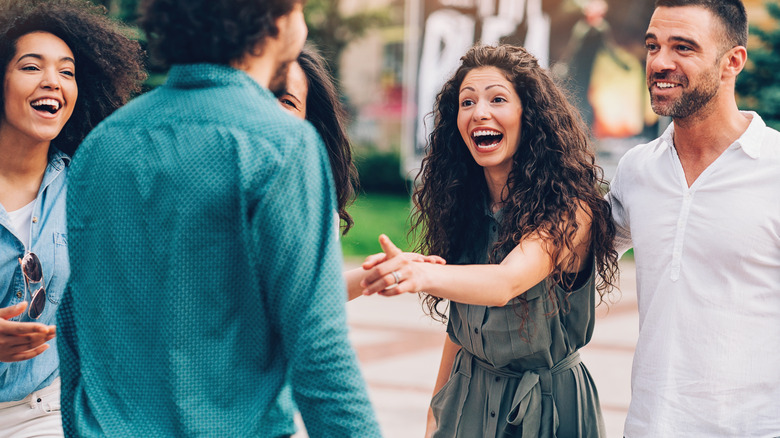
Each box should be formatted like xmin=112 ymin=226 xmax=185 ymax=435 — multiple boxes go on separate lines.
xmin=91 ymin=0 xmax=139 ymax=22
xmin=305 ymin=0 xmax=391 ymax=81
xmin=736 ymin=1 xmax=780 ymax=130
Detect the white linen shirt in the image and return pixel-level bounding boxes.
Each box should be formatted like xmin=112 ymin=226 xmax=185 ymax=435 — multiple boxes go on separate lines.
xmin=608 ymin=112 xmax=780 ymax=437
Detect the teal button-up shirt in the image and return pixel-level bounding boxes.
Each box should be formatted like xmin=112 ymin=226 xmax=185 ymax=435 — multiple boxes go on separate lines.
xmin=58 ymin=64 xmax=381 ymax=437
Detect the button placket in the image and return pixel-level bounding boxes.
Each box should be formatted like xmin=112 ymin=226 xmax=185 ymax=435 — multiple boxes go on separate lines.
xmin=670 ymin=191 xmax=694 ymax=281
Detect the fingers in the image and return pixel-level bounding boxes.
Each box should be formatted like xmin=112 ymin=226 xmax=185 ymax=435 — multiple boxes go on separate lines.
xmin=1 ymin=342 xmax=51 ymax=362
xmin=361 ymin=252 xmax=387 ymax=270
xmin=378 ymin=234 xmax=403 ymax=258
xmin=363 ymin=266 xmax=420 ymax=297
xmin=425 ymin=255 xmax=447 ymax=265
xmin=0 ymin=327 xmax=56 ymax=362
xmin=0 ymin=302 xmax=26 ymax=320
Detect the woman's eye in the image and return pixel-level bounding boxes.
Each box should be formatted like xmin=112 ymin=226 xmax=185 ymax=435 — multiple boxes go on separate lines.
xmin=493 ymin=96 xmax=507 ymax=103
xmin=61 ymin=70 xmax=75 ymax=77
xmin=460 ymin=99 xmax=474 ymax=107
xmin=21 ymin=65 xmax=40 ymax=71
xmin=279 ymin=98 xmax=297 ymax=110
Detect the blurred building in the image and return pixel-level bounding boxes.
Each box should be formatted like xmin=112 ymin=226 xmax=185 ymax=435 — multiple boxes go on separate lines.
xmin=338 ymin=0 xmax=772 ymax=180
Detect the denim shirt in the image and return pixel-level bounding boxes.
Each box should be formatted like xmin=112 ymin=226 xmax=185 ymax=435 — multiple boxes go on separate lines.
xmin=0 ymin=148 xmax=69 ymax=402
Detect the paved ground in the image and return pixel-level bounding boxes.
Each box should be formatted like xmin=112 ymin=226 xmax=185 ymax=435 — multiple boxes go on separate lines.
xmin=295 ymin=259 xmax=638 ymax=437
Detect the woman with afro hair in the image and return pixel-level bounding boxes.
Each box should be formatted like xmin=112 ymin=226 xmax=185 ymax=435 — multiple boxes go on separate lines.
xmin=0 ymin=0 xmax=144 ymax=434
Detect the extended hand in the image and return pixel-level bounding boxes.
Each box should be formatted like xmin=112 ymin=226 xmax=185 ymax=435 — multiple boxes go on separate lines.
xmin=0 ymin=303 xmax=56 ymax=362
xmin=360 ymin=234 xmax=445 ymax=297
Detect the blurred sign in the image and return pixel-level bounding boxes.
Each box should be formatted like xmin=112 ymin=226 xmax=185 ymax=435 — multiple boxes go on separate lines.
xmin=402 ymin=0 xmax=657 ymax=179
xmin=405 ymin=0 xmax=556 ymax=171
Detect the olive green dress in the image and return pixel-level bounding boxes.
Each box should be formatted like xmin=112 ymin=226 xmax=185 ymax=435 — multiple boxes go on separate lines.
xmin=431 ymin=209 xmax=605 ymax=438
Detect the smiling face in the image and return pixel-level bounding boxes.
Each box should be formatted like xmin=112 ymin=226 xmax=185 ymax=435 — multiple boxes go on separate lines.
xmin=277 ymin=61 xmax=308 ymax=119
xmin=645 ymin=6 xmax=724 ymax=120
xmin=457 ymin=66 xmax=523 ymax=184
xmin=1 ymin=31 xmax=77 ymax=146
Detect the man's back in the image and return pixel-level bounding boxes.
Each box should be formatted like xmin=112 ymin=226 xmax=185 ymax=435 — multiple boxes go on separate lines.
xmin=59 ymin=64 xmax=381 ymax=437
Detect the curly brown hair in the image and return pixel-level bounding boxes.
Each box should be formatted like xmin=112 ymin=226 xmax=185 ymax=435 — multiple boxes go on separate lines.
xmin=411 ymin=44 xmax=619 ymax=321
xmin=0 ymin=0 xmax=146 ymax=156
xmin=139 ymin=0 xmax=301 ymax=68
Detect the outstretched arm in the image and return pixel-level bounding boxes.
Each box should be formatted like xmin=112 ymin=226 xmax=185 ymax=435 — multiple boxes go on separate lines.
xmin=361 ymin=208 xmax=593 ymax=307
xmin=345 ymin=247 xmax=445 ymax=301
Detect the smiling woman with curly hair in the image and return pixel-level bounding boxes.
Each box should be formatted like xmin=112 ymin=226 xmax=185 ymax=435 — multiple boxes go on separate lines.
xmin=0 ymin=0 xmax=144 ymax=434
xmin=361 ymin=44 xmax=619 ymax=438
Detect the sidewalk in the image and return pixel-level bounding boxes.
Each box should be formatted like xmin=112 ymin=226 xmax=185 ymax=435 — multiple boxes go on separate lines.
xmin=297 ymin=259 xmax=638 ymax=437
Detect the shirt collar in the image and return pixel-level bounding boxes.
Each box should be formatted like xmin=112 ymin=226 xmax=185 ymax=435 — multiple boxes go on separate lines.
xmin=48 ymin=146 xmax=71 ymax=170
xmin=657 ymin=111 xmax=766 ymax=159
xmin=164 ymin=63 xmax=274 ymax=100
xmin=733 ymin=111 xmax=765 ymax=159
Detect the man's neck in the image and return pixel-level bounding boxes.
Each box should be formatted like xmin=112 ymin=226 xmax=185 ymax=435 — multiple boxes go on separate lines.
xmin=672 ymin=103 xmax=749 ymax=157
xmin=231 ymin=53 xmax=277 ymax=89
xmin=671 ymin=100 xmax=750 ymax=186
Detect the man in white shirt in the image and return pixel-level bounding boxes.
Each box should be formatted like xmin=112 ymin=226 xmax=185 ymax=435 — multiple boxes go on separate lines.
xmin=608 ymin=0 xmax=780 ymax=436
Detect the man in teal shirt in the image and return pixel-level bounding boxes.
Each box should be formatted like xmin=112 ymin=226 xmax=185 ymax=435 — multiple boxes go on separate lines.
xmin=58 ymin=0 xmax=382 ymax=436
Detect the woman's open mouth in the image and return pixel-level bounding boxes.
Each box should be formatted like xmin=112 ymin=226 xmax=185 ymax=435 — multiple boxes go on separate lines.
xmin=30 ymin=98 xmax=62 ymax=115
xmin=472 ymin=129 xmax=503 ymax=150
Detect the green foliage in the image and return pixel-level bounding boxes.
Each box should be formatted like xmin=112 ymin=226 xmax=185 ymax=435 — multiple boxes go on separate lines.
xmin=354 ymin=147 xmax=408 ymax=194
xmin=305 ymin=0 xmax=392 ymax=79
xmin=90 ymin=0 xmax=139 ymax=22
xmin=736 ymin=2 xmax=780 ymax=130
xmin=341 ymin=193 xmax=413 ymax=257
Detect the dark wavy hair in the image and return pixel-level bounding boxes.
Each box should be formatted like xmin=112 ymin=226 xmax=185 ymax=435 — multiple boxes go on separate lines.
xmin=0 ymin=0 xmax=146 ymax=156
xmin=140 ymin=0 xmax=301 ymax=68
xmin=412 ymin=44 xmax=619 ymax=320
xmin=295 ymin=47 xmax=359 ymax=235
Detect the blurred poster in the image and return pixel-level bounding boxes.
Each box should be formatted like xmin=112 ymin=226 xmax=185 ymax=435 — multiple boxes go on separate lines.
xmin=402 ymin=0 xmax=657 ymax=178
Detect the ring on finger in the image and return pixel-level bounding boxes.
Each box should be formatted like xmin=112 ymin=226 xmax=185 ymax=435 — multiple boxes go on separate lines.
xmin=384 ymin=270 xmax=402 ymax=290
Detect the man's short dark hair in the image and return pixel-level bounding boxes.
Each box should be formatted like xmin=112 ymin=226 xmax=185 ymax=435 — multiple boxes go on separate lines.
xmin=139 ymin=0 xmax=301 ymax=68
xmin=655 ymin=0 xmax=748 ymax=49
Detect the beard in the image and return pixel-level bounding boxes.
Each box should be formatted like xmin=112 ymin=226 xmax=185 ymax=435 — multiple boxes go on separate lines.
xmin=268 ymin=60 xmax=292 ymax=96
xmin=648 ymin=67 xmax=719 ymax=119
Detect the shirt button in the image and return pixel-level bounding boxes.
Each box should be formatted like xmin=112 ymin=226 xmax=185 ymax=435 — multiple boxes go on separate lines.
xmin=16 ymin=291 xmax=22 ymax=298
xmin=474 ymin=328 xmax=479 ymax=334
xmin=490 ymin=410 xmax=496 ymax=417
xmin=494 ymin=376 xmax=500 ymax=382
xmin=32 ymin=217 xmax=38 ymax=223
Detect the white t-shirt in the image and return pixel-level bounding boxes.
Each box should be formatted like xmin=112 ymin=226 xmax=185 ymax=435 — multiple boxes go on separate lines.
xmin=608 ymin=112 xmax=780 ymax=437
xmin=7 ymin=200 xmax=35 ymax=250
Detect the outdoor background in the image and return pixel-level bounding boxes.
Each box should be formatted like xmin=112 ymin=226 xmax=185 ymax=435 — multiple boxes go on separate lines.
xmin=92 ymin=0 xmax=780 ymax=261
xmin=91 ymin=1 xmax=779 ymax=436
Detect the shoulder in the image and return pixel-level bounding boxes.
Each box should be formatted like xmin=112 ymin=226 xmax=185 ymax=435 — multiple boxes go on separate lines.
xmin=760 ymin=124 xmax=780 ymax=158
xmin=616 ymin=137 xmax=664 ymax=168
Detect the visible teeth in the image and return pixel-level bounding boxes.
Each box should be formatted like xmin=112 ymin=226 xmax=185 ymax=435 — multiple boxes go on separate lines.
xmin=473 ymin=130 xmax=501 ymax=137
xmin=31 ymin=98 xmax=61 ymax=110
xmin=656 ymin=82 xmax=677 ymax=89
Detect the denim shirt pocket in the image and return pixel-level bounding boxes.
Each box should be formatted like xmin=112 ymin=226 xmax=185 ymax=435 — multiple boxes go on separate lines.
xmin=47 ymin=232 xmax=69 ymax=305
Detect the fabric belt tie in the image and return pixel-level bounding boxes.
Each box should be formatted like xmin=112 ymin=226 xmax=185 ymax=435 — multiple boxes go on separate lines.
xmin=471 ymin=351 xmax=581 ymax=437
